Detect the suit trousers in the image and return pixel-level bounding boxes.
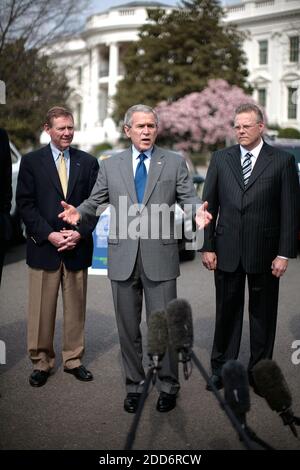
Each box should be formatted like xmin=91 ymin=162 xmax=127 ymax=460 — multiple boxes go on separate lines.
xmin=211 ymin=265 xmax=279 ymax=376
xmin=28 ymin=264 xmax=87 ymax=371
xmin=111 ymin=249 xmax=179 ymax=395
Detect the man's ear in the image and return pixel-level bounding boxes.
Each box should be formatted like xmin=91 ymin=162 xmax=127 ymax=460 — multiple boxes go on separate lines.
xmin=124 ymin=125 xmax=131 ymax=138
xmin=259 ymin=122 xmax=265 ymax=134
xmin=44 ymin=124 xmax=50 ymax=135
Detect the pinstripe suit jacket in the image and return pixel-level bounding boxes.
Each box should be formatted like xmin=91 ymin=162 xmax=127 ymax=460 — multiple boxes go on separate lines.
xmin=78 ymin=145 xmax=201 ymax=281
xmin=202 ymin=142 xmax=299 ymax=273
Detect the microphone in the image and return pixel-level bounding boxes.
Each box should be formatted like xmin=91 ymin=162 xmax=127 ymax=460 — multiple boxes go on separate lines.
xmin=222 ymin=360 xmax=274 ymax=449
xmin=253 ymin=359 xmax=300 ymax=437
xmin=166 ymin=298 xmax=193 ymax=379
xmin=222 ymin=360 xmax=250 ymax=426
xmin=147 ymin=310 xmax=168 ymax=371
xmin=125 ymin=310 xmax=168 ymax=450
xmin=165 ymin=299 xmax=270 ymax=449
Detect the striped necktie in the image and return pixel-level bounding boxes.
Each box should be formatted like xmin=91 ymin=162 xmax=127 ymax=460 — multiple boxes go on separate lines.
xmin=58 ymin=152 xmax=68 ymax=198
xmin=242 ymin=152 xmax=252 ymax=186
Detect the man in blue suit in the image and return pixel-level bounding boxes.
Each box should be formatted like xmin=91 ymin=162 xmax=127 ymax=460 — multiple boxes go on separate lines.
xmin=16 ymin=107 xmax=99 ymax=387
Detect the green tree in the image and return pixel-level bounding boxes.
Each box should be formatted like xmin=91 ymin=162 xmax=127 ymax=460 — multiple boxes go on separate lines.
xmin=0 ymin=0 xmax=89 ymax=149
xmin=0 ymin=0 xmax=89 ymax=52
xmin=0 ymin=40 xmax=70 ymax=149
xmin=278 ymin=127 xmax=300 ymax=139
xmin=114 ymin=0 xmax=250 ymax=123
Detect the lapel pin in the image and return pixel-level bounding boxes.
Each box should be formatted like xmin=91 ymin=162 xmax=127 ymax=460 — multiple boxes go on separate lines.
xmin=157 ymin=162 xmax=162 ymax=165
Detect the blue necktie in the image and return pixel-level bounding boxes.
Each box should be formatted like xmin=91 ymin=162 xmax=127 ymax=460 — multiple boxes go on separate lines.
xmin=135 ymin=153 xmax=148 ymax=203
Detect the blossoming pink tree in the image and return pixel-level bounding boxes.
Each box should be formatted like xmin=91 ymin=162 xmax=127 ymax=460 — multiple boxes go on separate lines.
xmin=156 ymin=79 xmax=257 ymax=152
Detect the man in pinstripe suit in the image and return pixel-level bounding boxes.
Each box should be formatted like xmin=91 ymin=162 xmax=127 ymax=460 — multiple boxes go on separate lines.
xmin=201 ymin=103 xmax=299 ymax=392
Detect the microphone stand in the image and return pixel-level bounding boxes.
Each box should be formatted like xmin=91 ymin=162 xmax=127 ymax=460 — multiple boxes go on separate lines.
xmin=124 ymin=362 xmax=158 ymax=450
xmin=189 ymin=351 xmax=273 ymax=450
xmin=279 ymin=409 xmax=300 ymax=438
xmin=243 ymin=424 xmax=275 ymax=450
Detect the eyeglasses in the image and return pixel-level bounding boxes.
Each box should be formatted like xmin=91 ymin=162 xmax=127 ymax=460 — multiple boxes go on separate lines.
xmin=233 ymin=123 xmax=260 ymax=131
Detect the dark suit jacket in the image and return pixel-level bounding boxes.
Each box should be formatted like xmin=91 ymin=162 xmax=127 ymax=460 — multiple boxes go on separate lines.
xmin=202 ymin=142 xmax=299 ymax=273
xmin=0 ymin=128 xmax=12 ymax=241
xmin=16 ymin=144 xmax=99 ymax=270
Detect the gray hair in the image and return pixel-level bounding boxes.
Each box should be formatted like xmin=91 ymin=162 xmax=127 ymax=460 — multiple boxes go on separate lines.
xmin=124 ymin=104 xmax=159 ymax=127
xmin=235 ymin=103 xmax=264 ymax=123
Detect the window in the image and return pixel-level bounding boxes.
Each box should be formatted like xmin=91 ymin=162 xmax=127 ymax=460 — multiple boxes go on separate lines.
xmin=77 ymin=66 xmax=82 ymax=85
xmin=259 ymin=40 xmax=268 ymax=65
xmin=288 ymin=87 xmax=297 ymax=119
xmin=99 ymin=85 xmax=108 ymax=124
xmin=258 ymin=88 xmax=266 ymax=108
xmin=75 ymin=102 xmax=82 ymax=130
xmin=99 ymin=47 xmax=109 ymax=78
xmin=289 ymin=36 xmax=299 ymax=63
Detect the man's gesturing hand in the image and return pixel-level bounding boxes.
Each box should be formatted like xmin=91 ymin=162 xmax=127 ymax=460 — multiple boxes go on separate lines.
xmin=58 ymin=201 xmax=80 ymax=225
xmin=195 ymin=201 xmax=212 ymax=229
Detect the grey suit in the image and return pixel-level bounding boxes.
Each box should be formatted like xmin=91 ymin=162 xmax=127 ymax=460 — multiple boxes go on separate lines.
xmin=78 ymin=145 xmax=201 ymax=393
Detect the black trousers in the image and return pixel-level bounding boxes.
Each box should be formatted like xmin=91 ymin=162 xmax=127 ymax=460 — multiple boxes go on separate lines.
xmin=211 ymin=264 xmax=279 ymax=376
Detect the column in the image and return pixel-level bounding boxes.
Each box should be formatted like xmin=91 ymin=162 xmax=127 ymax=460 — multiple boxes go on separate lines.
xmin=107 ymin=42 xmax=119 ymax=116
xmin=89 ymin=46 xmax=99 ymax=126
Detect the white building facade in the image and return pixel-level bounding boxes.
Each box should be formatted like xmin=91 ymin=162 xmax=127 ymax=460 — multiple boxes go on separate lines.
xmin=47 ymin=0 xmax=300 ymax=150
xmin=224 ymin=0 xmax=300 ymax=131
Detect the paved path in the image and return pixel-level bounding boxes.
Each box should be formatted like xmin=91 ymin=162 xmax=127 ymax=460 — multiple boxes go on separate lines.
xmin=0 ymin=244 xmax=299 ymax=450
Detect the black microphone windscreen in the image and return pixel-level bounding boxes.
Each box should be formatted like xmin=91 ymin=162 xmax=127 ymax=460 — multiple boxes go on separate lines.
xmin=166 ymin=298 xmax=193 ymax=352
xmin=222 ymin=360 xmax=250 ymax=416
xmin=147 ymin=310 xmax=168 ymax=359
xmin=252 ymin=360 xmax=292 ymax=412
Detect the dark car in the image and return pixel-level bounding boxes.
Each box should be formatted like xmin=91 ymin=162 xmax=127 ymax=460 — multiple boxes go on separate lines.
xmin=98 ymin=148 xmax=205 ymax=261
xmin=265 ymin=136 xmax=300 ymax=240
xmin=265 ymin=136 xmax=300 ymax=182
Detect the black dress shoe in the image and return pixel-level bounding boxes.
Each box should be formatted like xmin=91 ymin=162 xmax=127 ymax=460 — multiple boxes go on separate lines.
xmin=124 ymin=393 xmax=141 ymax=413
xmin=156 ymin=392 xmax=177 ymax=412
xmin=29 ymin=370 xmax=49 ymax=387
xmin=206 ymin=374 xmax=223 ymax=391
xmin=64 ymin=365 xmax=93 ymax=381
